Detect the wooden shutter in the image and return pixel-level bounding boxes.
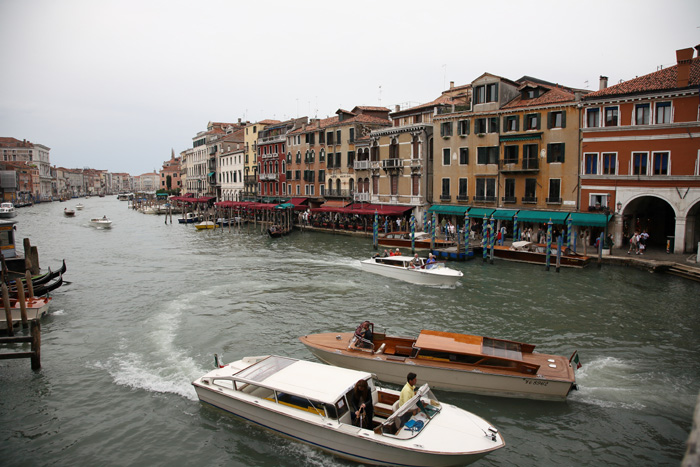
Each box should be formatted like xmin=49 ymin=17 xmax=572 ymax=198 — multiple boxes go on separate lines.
xmin=561 ymin=111 xmax=566 ymax=128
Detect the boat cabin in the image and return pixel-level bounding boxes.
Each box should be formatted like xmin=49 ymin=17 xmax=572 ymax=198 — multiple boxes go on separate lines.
xmin=0 ymin=220 xmax=17 ymax=258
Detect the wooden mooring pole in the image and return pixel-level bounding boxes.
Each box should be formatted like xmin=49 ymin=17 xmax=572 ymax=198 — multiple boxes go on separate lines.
xmin=0 ymin=319 xmax=41 ymax=370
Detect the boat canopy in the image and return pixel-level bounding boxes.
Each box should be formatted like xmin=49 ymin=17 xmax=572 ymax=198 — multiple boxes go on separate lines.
xmin=415 ymin=330 xmax=483 ymax=355
xmin=233 ymin=356 xmax=370 ymax=405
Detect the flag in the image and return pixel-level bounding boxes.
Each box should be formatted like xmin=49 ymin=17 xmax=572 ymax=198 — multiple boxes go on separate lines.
xmin=571 ymin=351 xmax=582 ymax=369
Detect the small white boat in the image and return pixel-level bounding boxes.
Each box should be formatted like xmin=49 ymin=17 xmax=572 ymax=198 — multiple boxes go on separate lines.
xmin=0 ymin=296 xmax=51 ymax=330
xmin=75 ymin=203 xmax=84 ymax=210
xmin=192 ymin=355 xmax=504 ymax=466
xmin=0 ymin=202 xmax=17 ymax=218
xmin=195 ymin=221 xmax=217 ymax=230
xmin=360 ymin=255 xmax=463 ymax=287
xmin=178 ymin=212 xmax=199 ymax=224
xmin=90 ymin=217 xmax=112 ymax=228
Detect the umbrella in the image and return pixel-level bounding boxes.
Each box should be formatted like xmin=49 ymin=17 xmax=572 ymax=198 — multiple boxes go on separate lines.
xmin=410 ymin=213 xmax=416 ymax=254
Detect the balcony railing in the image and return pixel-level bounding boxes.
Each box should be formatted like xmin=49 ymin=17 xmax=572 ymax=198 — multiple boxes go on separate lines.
xmin=354 ymin=192 xmax=370 ymax=202
xmin=354 ymin=160 xmax=371 ymax=170
xmin=502 ymin=196 xmax=517 ymax=204
xmin=382 ymin=158 xmax=402 ymax=169
xmin=522 ymin=196 xmax=537 ymax=204
xmin=473 ymin=196 xmax=497 ymax=203
xmin=262 ymin=152 xmax=278 ymax=160
xmin=499 ymin=158 xmax=539 ymax=171
xmin=546 ymin=197 xmax=562 ymax=204
xmin=325 ymin=189 xmax=353 ymax=198
xmin=260 ymin=173 xmax=279 ymax=181
xmin=409 ymin=158 xmax=422 ymax=168
xmin=440 ymin=194 xmax=452 ymax=201
xmin=456 ymin=194 xmax=469 ymax=202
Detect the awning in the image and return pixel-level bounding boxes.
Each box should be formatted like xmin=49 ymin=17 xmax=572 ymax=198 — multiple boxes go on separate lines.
xmin=208 ymin=172 xmax=215 ymax=177
xmin=516 ymin=209 xmax=571 ymax=224
xmin=344 ymin=203 xmax=412 ymax=216
xmin=569 ymin=212 xmax=612 ymax=227
xmin=491 ymin=209 xmax=519 ymax=221
xmin=275 ymin=203 xmax=294 ymax=209
xmin=467 ymin=207 xmax=496 ymax=218
xmin=499 ymin=133 xmax=542 ymax=142
xmin=288 ymin=197 xmax=308 ymax=207
xmin=427 ymin=205 xmax=468 ymax=215
xmin=321 ymin=200 xmax=350 ymax=208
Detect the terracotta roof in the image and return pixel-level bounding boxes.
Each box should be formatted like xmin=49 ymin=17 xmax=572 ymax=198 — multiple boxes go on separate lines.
xmin=352 ymin=106 xmax=391 ymax=112
xmin=0 ymin=137 xmax=34 ymax=148
xmin=257 ymin=119 xmax=281 ymax=125
xmin=501 ymin=81 xmax=578 ymax=109
xmin=584 ymin=56 xmax=700 ymax=100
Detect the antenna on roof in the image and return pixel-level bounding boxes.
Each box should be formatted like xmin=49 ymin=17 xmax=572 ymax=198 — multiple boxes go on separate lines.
xmin=378 ymin=85 xmax=382 ymax=106
xmin=442 ymin=64 xmax=447 ymax=89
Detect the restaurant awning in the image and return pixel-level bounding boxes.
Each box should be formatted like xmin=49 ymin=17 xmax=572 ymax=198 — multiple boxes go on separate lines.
xmin=516 ymin=209 xmax=571 ymax=224
xmin=491 ymin=209 xmax=519 ymax=221
xmin=427 ymin=205 xmax=468 ymax=215
xmin=344 ymin=203 xmax=412 ymax=216
xmin=320 ymin=200 xmax=350 ymax=208
xmin=467 ymin=207 xmax=496 ymax=218
xmin=568 ymin=212 xmax=612 ymax=227
xmin=288 ymin=197 xmax=308 ymax=207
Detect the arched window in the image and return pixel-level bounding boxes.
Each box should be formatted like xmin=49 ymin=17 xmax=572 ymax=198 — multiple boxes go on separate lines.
xmin=349 ymin=179 xmax=354 ymax=193
xmin=336 ymin=179 xmax=341 ymax=193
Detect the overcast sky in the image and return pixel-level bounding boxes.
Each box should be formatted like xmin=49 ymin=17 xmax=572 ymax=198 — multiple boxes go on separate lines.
xmin=1 ymin=0 xmax=698 ymax=176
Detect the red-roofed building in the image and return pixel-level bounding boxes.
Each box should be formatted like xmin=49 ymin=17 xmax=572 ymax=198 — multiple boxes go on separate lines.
xmin=580 ymin=46 xmax=700 ymax=253
xmin=159 ymin=149 xmax=181 ymax=193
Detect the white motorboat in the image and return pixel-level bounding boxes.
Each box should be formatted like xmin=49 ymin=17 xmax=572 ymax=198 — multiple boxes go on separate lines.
xmin=0 ymin=296 xmax=51 ymax=330
xmin=192 ymin=355 xmax=504 ymax=466
xmin=75 ymin=203 xmax=84 ymax=210
xmin=0 ymin=202 xmax=17 ymax=218
xmin=301 ymin=327 xmax=579 ymax=401
xmin=90 ymin=217 xmax=112 ymax=228
xmin=359 ymin=255 xmax=463 ymax=287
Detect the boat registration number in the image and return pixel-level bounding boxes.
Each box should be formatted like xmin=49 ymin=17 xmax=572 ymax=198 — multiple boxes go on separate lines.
xmin=523 ymin=379 xmax=549 ymax=386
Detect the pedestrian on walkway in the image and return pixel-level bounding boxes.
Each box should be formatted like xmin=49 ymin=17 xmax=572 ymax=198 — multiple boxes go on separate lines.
xmin=627 ymin=231 xmax=639 ymax=254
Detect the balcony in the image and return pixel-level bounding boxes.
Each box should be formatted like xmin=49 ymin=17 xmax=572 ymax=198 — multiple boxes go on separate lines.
xmin=456 ymin=194 xmax=469 ymax=202
xmin=522 ymin=196 xmax=537 ymax=204
xmin=325 ymin=189 xmax=353 ymax=198
xmin=262 ymin=152 xmax=278 ymax=160
xmin=382 ymin=158 xmax=402 ymax=169
xmin=499 ymin=158 xmax=539 ymax=172
xmin=409 ymin=158 xmax=422 ymax=168
xmin=502 ymin=196 xmax=517 ymax=204
xmin=440 ymin=194 xmax=452 ymax=202
xmin=354 ymin=160 xmax=371 ymax=170
xmin=260 ymin=173 xmax=279 ymax=181
xmin=473 ymin=196 xmax=497 ymax=203
xmin=354 ymin=192 xmax=370 ymax=202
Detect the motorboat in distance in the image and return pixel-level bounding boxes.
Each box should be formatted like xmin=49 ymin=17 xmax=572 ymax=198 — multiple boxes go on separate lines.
xmin=0 ymin=202 xmax=17 ymax=218
xmin=64 ymin=208 xmax=76 ymax=217
xmin=192 ymin=355 xmax=504 ymax=466
xmin=359 ymin=255 xmax=463 ymax=287
xmin=301 ymin=327 xmax=580 ymax=401
xmin=473 ymin=241 xmax=590 ymax=268
xmin=195 ymin=221 xmax=217 ymax=230
xmin=378 ymin=231 xmax=454 ymax=250
xmin=90 ymin=217 xmax=112 ymax=228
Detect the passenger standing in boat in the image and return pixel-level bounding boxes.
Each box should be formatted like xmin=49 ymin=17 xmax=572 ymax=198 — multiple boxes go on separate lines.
xmin=349 ymin=379 xmax=374 ymax=429
xmin=399 ymin=373 xmax=417 ymax=407
xmin=382 ymin=249 xmax=390 ymax=257
xmin=354 ymin=321 xmax=373 ymax=349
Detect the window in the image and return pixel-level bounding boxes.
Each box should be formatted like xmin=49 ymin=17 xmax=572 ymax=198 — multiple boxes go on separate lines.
xmin=548 ymin=179 xmax=561 ymax=203
xmin=656 ymin=102 xmax=671 ymax=124
xmin=547 ymin=143 xmax=565 ymax=163
xmin=488 ymin=117 xmax=499 ymax=133
xmin=335 ymin=153 xmax=341 ymax=167
xmin=632 ymin=152 xmax=648 ymax=175
xmin=336 ymin=130 xmax=341 ymax=144
xmin=320 ymin=149 xmax=325 ymax=162
xmin=477 ymin=146 xmax=498 ymax=164
xmin=523 ymin=144 xmax=538 ymax=169
xmin=525 ymin=113 xmax=541 ymax=130
xmin=347 ymin=151 xmax=355 ymax=167
xmin=474 ymin=83 xmax=497 ymax=104
xmin=653 ymin=152 xmax=669 ymax=175
xmin=440 ymin=122 xmax=453 ymax=138
xmin=635 ymin=103 xmax=650 ymax=125
xmin=602 ymin=153 xmax=616 ymax=174
xmin=458 ymin=119 xmax=470 ymax=136
xmin=586 ymin=108 xmax=600 ymax=128
xmin=475 ymin=178 xmax=496 ymax=201
xmin=327 ymin=131 xmax=334 ymax=145
xmin=524 ymin=178 xmax=537 ymax=201
xmin=441 ymin=178 xmax=450 ymax=198
xmin=604 ymin=106 xmax=619 ymax=127
xmin=349 ymin=128 xmax=355 ymax=142
xmin=547 ymin=111 xmax=565 ymax=129
xmin=504 ymin=115 xmax=519 ymax=132
xmin=504 ymin=178 xmax=515 ymax=203
xmin=503 ymin=146 xmax=518 ymax=164
xmin=584 ymin=153 xmax=598 ymax=174
xmin=459 ymin=147 xmax=469 ymax=165
xmin=474 ymin=85 xmax=486 ymax=104
xmin=590 ymin=194 xmax=608 ymax=209
xmin=442 ymin=148 xmax=451 ymax=165
xmin=458 ymin=178 xmax=468 ymax=199
xmin=475 ymin=118 xmax=487 ymax=134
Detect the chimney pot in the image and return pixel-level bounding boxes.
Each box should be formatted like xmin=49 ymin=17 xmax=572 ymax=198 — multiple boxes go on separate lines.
xmin=599 ymin=76 xmax=608 ymax=90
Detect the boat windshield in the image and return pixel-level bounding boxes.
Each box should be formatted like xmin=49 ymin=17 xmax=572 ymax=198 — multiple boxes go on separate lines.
xmin=383 ymin=383 xmax=441 ymax=429
xmin=235 ymin=355 xmax=296 ymax=382
xmin=482 ymin=337 xmax=522 ymax=360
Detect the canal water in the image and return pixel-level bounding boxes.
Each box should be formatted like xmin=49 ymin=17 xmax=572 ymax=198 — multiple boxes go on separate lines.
xmin=1 ymin=197 xmax=698 ymax=466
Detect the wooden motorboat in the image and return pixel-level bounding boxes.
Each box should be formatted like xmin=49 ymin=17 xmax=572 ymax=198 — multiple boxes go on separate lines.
xmin=474 ymin=241 xmax=590 ymax=267
xmin=360 ymin=255 xmax=463 ymax=287
xmin=301 ymin=328 xmax=579 ymax=401
xmin=90 ymin=217 xmax=112 ymax=228
xmin=195 ymin=221 xmax=217 ymax=230
xmin=0 ymin=296 xmax=51 ymax=330
xmin=378 ymin=231 xmax=454 ymax=250
xmin=267 ymin=225 xmax=291 ymax=238
xmin=64 ymin=208 xmax=76 ymax=217
xmin=193 ymin=355 xmax=504 ymax=466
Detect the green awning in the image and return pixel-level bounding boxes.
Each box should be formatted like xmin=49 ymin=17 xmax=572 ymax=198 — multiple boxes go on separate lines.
xmin=467 ymin=207 xmax=495 ymax=218
xmin=569 ymin=212 xmax=611 ymax=227
xmin=428 ymin=205 xmax=469 ymax=215
xmin=275 ymin=203 xmax=294 ymax=209
xmin=515 ymin=209 xmax=571 ymax=224
xmin=208 ymin=172 xmax=215 ymax=176
xmin=492 ymin=209 xmax=519 ymax=221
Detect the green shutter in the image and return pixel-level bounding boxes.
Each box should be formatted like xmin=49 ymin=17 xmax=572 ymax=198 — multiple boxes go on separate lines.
xmin=561 ymin=111 xmax=567 ymax=128
xmin=536 ymin=113 xmax=541 ymax=130
xmin=466 ymin=119 xmax=470 ymax=135
xmin=547 ymin=112 xmax=553 ymax=129
xmin=560 ymin=143 xmax=565 ymax=163
xmin=515 ymin=115 xmax=520 ymax=131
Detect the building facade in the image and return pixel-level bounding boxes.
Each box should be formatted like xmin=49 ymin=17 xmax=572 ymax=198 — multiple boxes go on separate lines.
xmin=580 ymin=46 xmax=700 ymax=253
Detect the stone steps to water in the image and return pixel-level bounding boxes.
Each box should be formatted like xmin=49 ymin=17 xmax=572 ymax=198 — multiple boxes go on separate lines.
xmin=665 ymin=263 xmax=700 ymax=282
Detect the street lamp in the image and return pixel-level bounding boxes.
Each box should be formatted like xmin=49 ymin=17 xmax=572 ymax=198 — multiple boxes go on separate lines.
xmin=616 ymin=201 xmax=622 ymax=213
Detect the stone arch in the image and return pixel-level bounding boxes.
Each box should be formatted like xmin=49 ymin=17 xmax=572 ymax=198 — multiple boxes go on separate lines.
xmin=620 ymin=194 xmax=677 ymax=248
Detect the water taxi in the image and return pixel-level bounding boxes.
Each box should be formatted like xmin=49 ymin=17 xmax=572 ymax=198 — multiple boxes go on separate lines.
xmin=378 ymin=231 xmax=454 ymax=250
xmin=359 ymin=255 xmax=463 ymax=287
xmin=474 ymin=241 xmax=590 ymax=268
xmin=0 ymin=202 xmax=17 ymax=219
xmin=301 ymin=327 xmax=579 ymax=401
xmin=192 ymin=355 xmax=504 ymax=466
xmin=90 ymin=217 xmax=113 ymax=228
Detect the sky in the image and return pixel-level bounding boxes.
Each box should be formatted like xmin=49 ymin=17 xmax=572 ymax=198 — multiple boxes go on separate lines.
xmin=1 ymin=0 xmax=699 ymax=176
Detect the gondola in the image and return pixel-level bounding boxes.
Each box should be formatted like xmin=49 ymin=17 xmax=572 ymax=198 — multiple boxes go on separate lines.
xmin=9 ymin=260 xmax=67 ymax=288
xmin=9 ymin=274 xmax=64 ymax=299
xmin=267 ymin=225 xmax=291 ymax=238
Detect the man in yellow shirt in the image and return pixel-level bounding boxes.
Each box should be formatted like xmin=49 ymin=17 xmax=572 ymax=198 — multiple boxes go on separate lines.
xmin=399 ymin=372 xmax=417 ymax=407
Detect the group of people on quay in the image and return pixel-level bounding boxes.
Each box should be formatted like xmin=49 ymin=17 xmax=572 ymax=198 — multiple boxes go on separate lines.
xmin=627 ymin=230 xmax=650 ymax=255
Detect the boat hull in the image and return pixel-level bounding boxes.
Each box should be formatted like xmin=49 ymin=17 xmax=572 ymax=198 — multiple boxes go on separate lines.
xmin=472 ymin=245 xmax=590 ymax=267
xmin=0 ymin=297 xmax=51 ymax=330
xmin=0 ymin=212 xmax=17 ymax=219
xmin=194 ymin=384 xmax=500 ymax=467
xmin=359 ymin=260 xmax=462 ymax=287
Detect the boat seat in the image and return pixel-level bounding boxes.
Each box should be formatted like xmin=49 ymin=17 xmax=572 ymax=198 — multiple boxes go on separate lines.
xmin=392 ymin=400 xmax=401 ymax=412
xmin=374 ymin=402 xmax=393 ymax=415
xmin=394 ymin=345 xmax=413 ymax=356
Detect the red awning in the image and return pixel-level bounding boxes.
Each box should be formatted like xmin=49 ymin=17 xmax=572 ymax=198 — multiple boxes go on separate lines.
xmin=311 ymin=203 xmax=412 ymax=216
xmin=195 ymin=196 xmax=216 ymax=203
xmin=320 ymin=200 xmax=350 ymax=208
xmin=288 ymin=197 xmax=308 ymax=207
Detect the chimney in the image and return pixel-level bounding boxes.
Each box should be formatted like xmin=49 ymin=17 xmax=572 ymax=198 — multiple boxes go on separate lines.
xmin=238 ymin=118 xmax=241 ymax=124
xmin=676 ymin=47 xmax=694 ymax=88
xmin=599 ymin=76 xmax=608 ymax=90
xmin=695 ymin=44 xmax=700 ymax=57
xmin=395 ymin=105 xmax=400 ymax=112
xmin=450 ymin=81 xmax=454 ymax=89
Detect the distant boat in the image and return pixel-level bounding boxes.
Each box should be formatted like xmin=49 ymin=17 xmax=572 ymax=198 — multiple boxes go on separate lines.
xmin=195 ymin=221 xmax=217 ymax=230
xmin=473 ymin=241 xmax=591 ymax=268
xmin=267 ymin=224 xmax=291 ymax=238
xmin=378 ymin=231 xmax=454 ymax=250
xmin=64 ymin=208 xmax=76 ymax=217
xmin=0 ymin=202 xmax=17 ymax=218
xmin=178 ymin=212 xmax=199 ymax=224
xmin=90 ymin=217 xmax=112 ymax=228
xmin=75 ymin=203 xmax=84 ymax=210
